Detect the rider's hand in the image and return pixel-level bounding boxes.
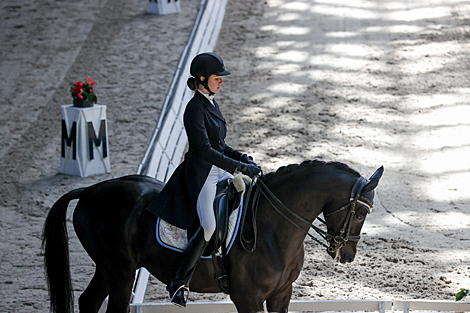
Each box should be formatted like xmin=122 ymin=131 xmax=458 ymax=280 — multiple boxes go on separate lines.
xmin=237 ymin=162 xmax=261 ymax=178
xmin=240 ymin=154 xmax=257 ymax=166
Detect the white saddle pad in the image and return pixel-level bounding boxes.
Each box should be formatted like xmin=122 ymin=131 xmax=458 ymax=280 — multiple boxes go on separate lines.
xmin=155 ymin=198 xmax=244 ymax=257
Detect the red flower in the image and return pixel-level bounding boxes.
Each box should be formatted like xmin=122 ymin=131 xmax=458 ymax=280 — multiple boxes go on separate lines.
xmin=70 ymin=77 xmax=97 ymax=103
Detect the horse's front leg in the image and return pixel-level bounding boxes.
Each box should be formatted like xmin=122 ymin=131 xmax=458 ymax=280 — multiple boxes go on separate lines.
xmin=79 ymin=266 xmax=108 ymax=313
xmin=105 ymin=270 xmax=136 ymax=313
xmin=230 ymin=291 xmax=265 ymax=313
xmin=266 ymin=283 xmax=293 ymax=313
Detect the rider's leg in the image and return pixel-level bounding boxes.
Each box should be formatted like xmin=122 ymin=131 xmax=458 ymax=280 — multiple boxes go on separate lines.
xmin=167 ymin=166 xmax=219 ymax=307
xmin=166 ymin=226 xmax=207 ymax=307
xmin=197 ymin=166 xmax=219 ymax=241
xmin=217 ymin=167 xmax=234 ymax=187
xmin=197 ymin=167 xmax=233 ymax=240
xmin=194 ymin=166 xmax=232 ymax=241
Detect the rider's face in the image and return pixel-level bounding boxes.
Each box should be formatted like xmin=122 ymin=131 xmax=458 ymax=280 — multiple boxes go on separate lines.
xmin=201 ymin=75 xmax=223 ymax=94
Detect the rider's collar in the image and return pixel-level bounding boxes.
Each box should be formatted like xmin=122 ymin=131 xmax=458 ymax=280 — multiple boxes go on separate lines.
xmin=197 ymin=89 xmax=215 ymax=104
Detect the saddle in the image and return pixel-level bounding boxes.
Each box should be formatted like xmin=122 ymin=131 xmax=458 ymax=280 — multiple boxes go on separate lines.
xmin=209 ymin=174 xmax=249 ymax=293
xmin=157 ymin=174 xmax=250 ymax=293
xmin=212 ymin=176 xmax=245 ymax=251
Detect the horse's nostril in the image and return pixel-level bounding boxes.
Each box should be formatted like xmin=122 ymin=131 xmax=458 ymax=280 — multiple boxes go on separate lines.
xmin=340 ymin=255 xmax=355 ymax=263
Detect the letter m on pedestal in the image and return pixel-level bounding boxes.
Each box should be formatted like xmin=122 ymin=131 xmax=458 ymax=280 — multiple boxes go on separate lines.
xmin=62 ymin=120 xmax=77 ymax=159
xmin=87 ymin=120 xmax=108 ymax=160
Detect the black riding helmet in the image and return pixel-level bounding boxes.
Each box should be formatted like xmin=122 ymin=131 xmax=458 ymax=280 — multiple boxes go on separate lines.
xmin=190 ymin=52 xmax=230 ymax=95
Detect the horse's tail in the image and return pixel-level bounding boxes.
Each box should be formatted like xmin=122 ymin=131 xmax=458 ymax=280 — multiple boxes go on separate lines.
xmin=41 ymin=187 xmax=86 ymax=313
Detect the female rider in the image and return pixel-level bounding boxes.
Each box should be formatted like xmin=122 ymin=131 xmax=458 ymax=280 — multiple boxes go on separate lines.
xmin=147 ymin=52 xmax=261 ymax=307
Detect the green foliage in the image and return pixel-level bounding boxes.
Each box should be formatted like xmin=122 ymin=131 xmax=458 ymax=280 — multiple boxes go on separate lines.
xmin=456 ymin=288 xmax=469 ymax=301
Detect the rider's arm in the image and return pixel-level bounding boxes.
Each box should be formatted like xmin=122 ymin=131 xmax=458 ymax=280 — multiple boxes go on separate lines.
xmin=224 ymin=144 xmax=243 ymax=161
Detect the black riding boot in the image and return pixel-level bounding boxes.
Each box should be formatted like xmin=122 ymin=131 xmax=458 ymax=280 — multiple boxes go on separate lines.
xmin=167 ymin=227 xmax=208 ymax=307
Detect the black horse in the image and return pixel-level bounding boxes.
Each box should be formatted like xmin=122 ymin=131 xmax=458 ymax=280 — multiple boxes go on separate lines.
xmin=42 ymin=160 xmax=383 ymax=313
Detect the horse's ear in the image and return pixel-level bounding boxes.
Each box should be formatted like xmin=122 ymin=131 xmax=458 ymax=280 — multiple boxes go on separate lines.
xmin=363 ymin=166 xmax=384 ymax=194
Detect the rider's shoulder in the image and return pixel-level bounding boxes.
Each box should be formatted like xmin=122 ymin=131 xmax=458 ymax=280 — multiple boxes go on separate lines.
xmin=186 ymin=94 xmax=205 ymax=111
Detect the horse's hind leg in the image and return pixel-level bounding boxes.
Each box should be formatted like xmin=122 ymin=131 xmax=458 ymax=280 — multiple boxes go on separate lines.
xmin=79 ymin=266 xmax=108 ymax=313
xmin=266 ymin=284 xmax=293 ymax=313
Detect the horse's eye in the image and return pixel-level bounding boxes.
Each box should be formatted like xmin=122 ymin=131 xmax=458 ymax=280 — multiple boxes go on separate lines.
xmin=355 ymin=213 xmax=365 ymax=221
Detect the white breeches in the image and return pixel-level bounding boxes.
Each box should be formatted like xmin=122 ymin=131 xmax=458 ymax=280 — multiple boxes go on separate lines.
xmin=197 ymin=165 xmax=233 ymax=241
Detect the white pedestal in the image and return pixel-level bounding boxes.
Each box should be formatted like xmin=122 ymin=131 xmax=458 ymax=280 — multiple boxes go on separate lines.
xmin=147 ymin=0 xmax=180 ymax=15
xmin=60 ymin=104 xmax=111 ymax=177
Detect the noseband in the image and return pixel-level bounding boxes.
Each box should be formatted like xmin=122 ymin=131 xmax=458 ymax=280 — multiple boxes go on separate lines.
xmin=240 ymin=175 xmax=373 ymax=254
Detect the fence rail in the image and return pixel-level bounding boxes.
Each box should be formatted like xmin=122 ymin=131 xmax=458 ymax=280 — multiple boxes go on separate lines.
xmin=395 ymin=299 xmax=470 ymax=312
xmin=129 ymin=299 xmax=470 ymax=313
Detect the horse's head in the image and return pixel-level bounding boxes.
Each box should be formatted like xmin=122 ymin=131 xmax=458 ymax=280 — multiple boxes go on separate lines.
xmin=323 ymin=166 xmax=384 ymax=263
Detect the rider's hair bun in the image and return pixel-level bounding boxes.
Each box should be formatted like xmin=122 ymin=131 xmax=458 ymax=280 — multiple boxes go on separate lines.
xmin=187 ymin=77 xmax=198 ymax=91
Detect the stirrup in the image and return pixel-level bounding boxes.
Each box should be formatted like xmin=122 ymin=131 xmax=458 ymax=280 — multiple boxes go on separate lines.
xmin=170 ymin=285 xmax=190 ymax=308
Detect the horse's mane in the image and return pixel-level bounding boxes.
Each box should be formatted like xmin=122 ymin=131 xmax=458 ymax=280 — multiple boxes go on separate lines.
xmin=261 ymin=159 xmax=360 ymax=183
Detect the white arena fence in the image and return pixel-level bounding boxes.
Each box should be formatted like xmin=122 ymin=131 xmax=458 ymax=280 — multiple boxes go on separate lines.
xmin=130 ymin=0 xmax=229 ymax=307
xmin=128 ymin=299 xmax=470 ymax=313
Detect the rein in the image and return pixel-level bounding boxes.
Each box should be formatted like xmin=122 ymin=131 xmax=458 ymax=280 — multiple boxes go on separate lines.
xmin=239 ymin=175 xmax=372 ymax=254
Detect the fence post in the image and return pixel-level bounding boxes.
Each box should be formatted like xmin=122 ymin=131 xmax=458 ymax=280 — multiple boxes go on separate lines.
xmin=403 ymin=301 xmax=409 ymax=313
xmin=379 ymin=301 xmax=385 ymax=313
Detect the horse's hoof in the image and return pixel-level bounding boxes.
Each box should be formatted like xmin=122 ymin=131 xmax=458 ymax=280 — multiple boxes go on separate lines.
xmin=169 ymin=285 xmax=189 ymax=308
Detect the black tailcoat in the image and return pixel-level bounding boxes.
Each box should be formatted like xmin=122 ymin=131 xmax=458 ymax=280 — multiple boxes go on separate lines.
xmin=146 ymin=91 xmax=242 ymax=229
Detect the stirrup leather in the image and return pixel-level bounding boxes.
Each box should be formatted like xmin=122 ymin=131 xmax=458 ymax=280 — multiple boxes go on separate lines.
xmin=170 ymin=284 xmax=190 ymax=308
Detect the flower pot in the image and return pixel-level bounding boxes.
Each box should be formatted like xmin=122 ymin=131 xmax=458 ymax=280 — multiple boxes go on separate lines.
xmin=73 ymin=98 xmax=94 ymax=108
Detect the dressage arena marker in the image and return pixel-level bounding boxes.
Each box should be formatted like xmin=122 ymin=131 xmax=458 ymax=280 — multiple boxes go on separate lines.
xmin=60 ymin=104 xmax=110 ymax=177
xmin=147 ymin=0 xmax=180 ymax=15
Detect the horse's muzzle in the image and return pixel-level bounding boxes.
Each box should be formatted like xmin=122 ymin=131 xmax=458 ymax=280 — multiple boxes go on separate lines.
xmin=339 ymin=243 xmax=357 ymax=263
xmin=339 ymin=253 xmax=355 ymax=264
xmin=327 ymin=241 xmax=357 ymax=263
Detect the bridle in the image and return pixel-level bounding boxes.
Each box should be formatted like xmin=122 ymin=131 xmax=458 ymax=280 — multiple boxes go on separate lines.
xmin=240 ymin=175 xmax=373 ymax=254
xmin=320 ymin=178 xmax=373 ymax=255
